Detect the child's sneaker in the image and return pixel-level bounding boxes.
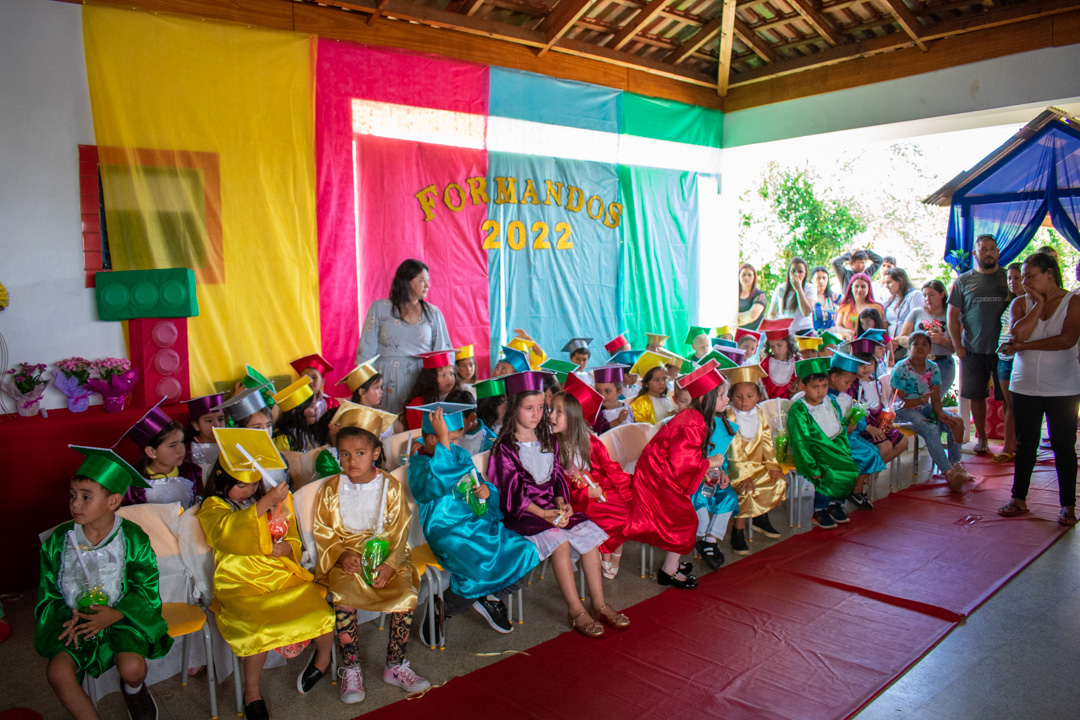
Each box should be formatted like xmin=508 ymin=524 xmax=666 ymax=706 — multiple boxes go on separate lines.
xmin=383 ymin=660 xmax=431 ymax=694
xmin=121 ymin=683 xmax=159 ymax=720
xmin=751 ymin=514 xmax=782 ymax=538
xmin=829 ymin=503 xmax=850 ymax=524
xmin=812 ymin=509 xmax=837 ymax=529
xmin=472 ymin=596 xmax=513 ymax=633
xmin=730 ymin=528 xmax=749 ymax=556
xmin=339 ymin=666 xmax=365 ymax=704
xmin=848 ymin=492 xmax=874 ymax=511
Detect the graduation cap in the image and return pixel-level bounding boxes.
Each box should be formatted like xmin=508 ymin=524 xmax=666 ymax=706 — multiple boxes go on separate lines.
xmin=242 ymin=364 xmax=276 ymax=408
xmin=715 ymin=325 xmax=734 ymax=337
xmin=608 ymin=349 xmax=643 ymax=368
xmin=846 ymin=338 xmax=883 ymax=356
xmin=735 ymin=328 xmax=763 ymax=345
xmin=499 ymin=346 xmax=532 ymax=374
xmin=561 ymin=337 xmax=592 ymax=354
xmin=795 ymin=356 xmax=832 ymax=379
xmin=721 ymin=364 xmax=768 ymax=387
xmin=290 ymin=353 xmax=333 ymax=378
xmin=712 ymin=338 xmax=738 ymax=348
xmin=540 ymin=359 xmax=579 ymax=384
xmin=70 ymin=445 xmax=149 ymax=494
xmin=676 ymin=360 xmax=723 ymax=399
xmin=416 ymin=402 xmax=475 ymax=435
xmin=759 ymin=318 xmax=794 ymax=342
xmin=630 ymin=351 xmax=668 ymax=377
xmin=858 ymin=328 xmax=889 ymax=344
xmin=416 ymin=350 xmax=455 ymax=369
xmin=337 ymin=356 xmax=381 ymax=393
xmin=331 ymin=400 xmax=365 ymax=425
xmin=829 ymin=351 xmax=871 ymax=374
xmin=697 ymin=350 xmax=740 ymax=370
xmin=656 ymin=348 xmax=693 ymax=374
xmin=591 ymin=364 xmax=626 ymax=385
xmin=337 ymin=404 xmax=399 ymax=437
xmin=472 ymin=377 xmax=506 ymax=399
xmin=717 ymin=346 xmax=747 ymax=365
xmin=603 ymin=332 xmax=630 ymax=355
xmin=684 ymin=326 xmax=712 ymax=345
xmin=455 ymin=345 xmax=475 ymax=362
xmin=503 ymin=371 xmax=552 ymax=396
xmin=187 ymin=393 xmax=225 ymax=422
xmin=213 ymin=427 xmax=287 ymax=485
xmin=507 ymin=337 xmax=538 ymax=355
xmin=819 ymin=331 xmax=844 ymax=347
xmin=214 ymin=386 xmax=268 ymax=425
xmin=122 ymin=399 xmax=173 ymax=448
xmin=273 ymin=376 xmax=313 ymax=412
xmin=645 ymin=332 xmax=669 ymax=347
xmin=796 ymin=335 xmax=824 ymax=352
xmin=562 ymin=373 xmax=604 ymax=424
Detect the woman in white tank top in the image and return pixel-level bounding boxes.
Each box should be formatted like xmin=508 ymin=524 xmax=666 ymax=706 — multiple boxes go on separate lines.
xmin=998 ymin=252 xmax=1080 ymax=526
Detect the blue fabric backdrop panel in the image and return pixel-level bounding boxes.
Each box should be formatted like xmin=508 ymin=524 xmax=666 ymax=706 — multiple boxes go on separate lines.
xmin=488 ymin=67 xmax=620 ymax=133
xmin=486 ymin=152 xmax=621 ymax=366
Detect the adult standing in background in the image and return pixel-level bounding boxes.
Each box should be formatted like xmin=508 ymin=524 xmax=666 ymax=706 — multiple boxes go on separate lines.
xmin=947 ymin=235 xmax=1010 ymax=455
xmin=737 ymin=263 xmax=768 ymax=331
xmin=809 ymin=265 xmax=839 ymax=331
xmin=898 ymin=280 xmax=956 ymax=397
xmin=873 ymin=255 xmax=897 ymax=300
xmin=356 ymin=259 xmax=451 ymax=414
xmin=831 ymin=247 xmax=884 ymax=293
xmin=766 ymin=256 xmax=816 ymax=333
xmin=997 ymin=252 xmax=1080 ymax=527
xmin=881 ymin=268 xmax=924 ymax=359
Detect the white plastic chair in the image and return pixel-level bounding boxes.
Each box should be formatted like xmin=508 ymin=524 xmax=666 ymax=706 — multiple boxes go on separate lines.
xmin=599 ymin=422 xmax=654 ymax=474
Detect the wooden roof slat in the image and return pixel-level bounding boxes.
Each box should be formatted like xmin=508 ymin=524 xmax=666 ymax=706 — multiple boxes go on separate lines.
xmin=785 ymin=0 xmax=844 ymax=44
xmin=734 ymin=16 xmax=783 ymax=60
xmin=716 ymin=0 xmax=738 ymax=93
xmin=609 ymin=0 xmax=673 ymax=48
xmin=539 ymin=0 xmax=598 ymax=54
xmin=665 ymin=13 xmax=725 ymax=63
xmin=878 ymin=0 xmax=928 ymax=49
xmin=463 ymin=0 xmax=488 ymax=15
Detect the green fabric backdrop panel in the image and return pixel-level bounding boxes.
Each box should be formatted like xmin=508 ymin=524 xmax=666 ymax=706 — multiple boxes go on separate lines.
xmin=617 ymin=165 xmax=701 ymax=351
xmin=619 ymin=93 xmax=723 ymax=148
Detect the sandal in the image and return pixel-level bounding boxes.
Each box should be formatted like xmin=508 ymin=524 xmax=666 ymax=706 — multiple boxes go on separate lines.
xmin=973 ymin=442 xmax=990 ymax=455
xmin=593 ymin=603 xmax=630 ymax=628
xmin=568 ymin=610 xmax=604 ymax=637
xmin=991 ymin=452 xmax=1016 ymax=463
xmin=1058 ymin=508 xmax=1078 ymax=526
xmin=944 ymin=467 xmax=972 ymax=492
xmin=997 ymin=502 xmax=1029 ymax=518
xmin=601 ymin=550 xmax=622 ymax=580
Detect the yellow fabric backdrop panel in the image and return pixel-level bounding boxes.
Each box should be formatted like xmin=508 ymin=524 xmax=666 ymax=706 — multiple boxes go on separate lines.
xmin=83 ymin=6 xmax=318 ymax=394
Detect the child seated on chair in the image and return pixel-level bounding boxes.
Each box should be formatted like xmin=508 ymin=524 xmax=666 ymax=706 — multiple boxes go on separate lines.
xmin=688 ymin=375 xmax=740 ymax=570
xmin=408 ymin=403 xmax=538 ymax=645
xmin=36 ymin=446 xmax=173 ymax=720
xmin=594 ymin=365 xmax=633 ymax=430
xmin=314 ymin=427 xmax=430 ymax=705
xmin=826 ymin=352 xmax=886 ymax=513
xmin=445 ymin=389 xmax=497 ymax=455
xmin=846 ymin=343 xmax=907 ymax=469
xmin=122 ymin=403 xmax=203 ymax=509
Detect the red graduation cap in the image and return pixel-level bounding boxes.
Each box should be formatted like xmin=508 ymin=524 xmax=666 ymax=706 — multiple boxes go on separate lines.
xmin=290 ymin=353 xmax=334 ymax=377
xmin=676 ymin=360 xmax=723 ymax=400
xmin=735 ymin=328 xmax=763 ymax=345
xmin=563 ymin=372 xmax=604 ymax=424
xmin=416 ymin=350 xmax=456 ymax=370
xmin=604 ymin=332 xmax=629 ymax=355
xmin=759 ymin=318 xmax=794 ymax=342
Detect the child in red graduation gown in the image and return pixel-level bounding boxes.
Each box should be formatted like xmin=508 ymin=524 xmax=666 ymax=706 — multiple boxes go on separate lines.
xmin=759 ymin=318 xmax=799 ymax=399
xmin=550 ymin=375 xmax=635 ymax=580
xmin=623 ymin=360 xmax=729 ymax=589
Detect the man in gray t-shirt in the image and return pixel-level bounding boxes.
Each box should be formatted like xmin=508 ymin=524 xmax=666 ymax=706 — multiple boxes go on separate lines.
xmin=947 ymin=234 xmax=1010 ymax=454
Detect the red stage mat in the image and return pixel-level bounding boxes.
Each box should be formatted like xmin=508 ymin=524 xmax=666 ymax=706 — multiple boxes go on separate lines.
xmin=358 ymin=455 xmax=1070 ymax=720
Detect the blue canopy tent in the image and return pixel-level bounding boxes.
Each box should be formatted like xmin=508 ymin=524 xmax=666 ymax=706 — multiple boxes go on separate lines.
xmin=926 ymin=108 xmax=1080 ymax=273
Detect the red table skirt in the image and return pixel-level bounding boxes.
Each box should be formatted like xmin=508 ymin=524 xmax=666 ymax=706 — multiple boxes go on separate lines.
xmin=0 ymin=401 xmax=188 ymax=594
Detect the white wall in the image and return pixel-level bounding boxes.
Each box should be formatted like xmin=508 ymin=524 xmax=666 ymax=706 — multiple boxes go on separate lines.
xmin=0 ymin=0 xmax=125 ymax=412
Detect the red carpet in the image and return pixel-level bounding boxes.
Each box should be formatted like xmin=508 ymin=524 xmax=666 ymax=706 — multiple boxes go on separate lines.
xmin=359 ymin=455 xmax=1071 ymax=720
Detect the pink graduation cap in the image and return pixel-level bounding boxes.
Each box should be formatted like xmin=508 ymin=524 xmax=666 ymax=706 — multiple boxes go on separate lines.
xmin=186 ymin=393 xmax=225 ymax=421
xmin=122 ymin=399 xmax=173 ymax=448
xmin=591 ymin=364 xmax=626 ymax=385
xmin=502 ymin=370 xmax=553 ymax=396
xmin=603 ymin=332 xmax=630 ymax=355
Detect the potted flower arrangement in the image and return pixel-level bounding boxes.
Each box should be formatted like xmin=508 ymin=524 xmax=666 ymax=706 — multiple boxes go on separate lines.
xmin=55 ymin=357 xmax=94 ymax=413
xmin=3 ymin=362 xmax=51 ymax=417
xmin=85 ymin=357 xmax=139 ymax=413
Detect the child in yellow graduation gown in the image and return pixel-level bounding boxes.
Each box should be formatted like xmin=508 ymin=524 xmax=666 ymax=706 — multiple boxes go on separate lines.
xmin=198 ymin=429 xmax=335 ymax=720
xmin=314 ymin=427 xmax=429 ymax=704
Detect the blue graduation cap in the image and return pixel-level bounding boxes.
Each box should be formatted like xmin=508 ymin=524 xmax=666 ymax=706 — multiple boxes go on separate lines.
xmin=500 ymin=345 xmax=532 ymax=373
xmin=608 ymin=349 xmax=643 ymax=367
xmin=416 ymin=402 xmax=475 ymax=435
xmin=829 ymin=351 xmax=871 ymax=374
xmin=857 ymin=328 xmax=889 ymax=344
xmin=712 ymin=338 xmax=738 ymax=348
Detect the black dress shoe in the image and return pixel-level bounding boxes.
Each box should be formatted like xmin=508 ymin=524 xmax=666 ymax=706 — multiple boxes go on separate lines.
xmin=245 ymin=699 xmax=270 ymax=720
xmin=695 ymin=539 xmax=725 ymax=570
xmin=296 ymin=651 xmax=326 ymax=695
xmin=657 ymin=568 xmax=698 ymax=589
xmin=752 ymin=514 xmax=782 ymax=538
xmin=678 ymin=561 xmax=694 ymax=575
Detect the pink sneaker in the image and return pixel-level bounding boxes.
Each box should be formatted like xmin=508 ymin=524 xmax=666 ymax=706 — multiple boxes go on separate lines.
xmin=339 ymin=666 xmax=365 ymax=704
xmin=382 ymin=660 xmax=431 ymax=693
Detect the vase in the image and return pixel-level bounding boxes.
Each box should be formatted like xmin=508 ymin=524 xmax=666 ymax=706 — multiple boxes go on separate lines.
xmin=67 ymin=396 xmax=90 ymax=413
xmin=17 ymin=399 xmax=41 ymax=417
xmin=103 ymin=396 xmax=126 ymax=413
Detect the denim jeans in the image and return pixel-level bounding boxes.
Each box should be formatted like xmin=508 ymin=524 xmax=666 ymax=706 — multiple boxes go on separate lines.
xmin=895 ymin=404 xmax=961 ymax=472
xmin=933 ymin=355 xmax=955 ymax=399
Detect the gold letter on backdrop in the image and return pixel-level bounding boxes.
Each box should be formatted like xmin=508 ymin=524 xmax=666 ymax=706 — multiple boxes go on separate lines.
xmin=543 ymin=180 xmax=564 ymax=207
xmin=566 ymin=186 xmax=584 ymax=213
xmin=521 ymin=179 xmax=541 ymax=205
xmin=494 ymin=177 xmax=518 ymax=205
xmin=466 ymin=176 xmax=489 ymax=205
xmin=415 ymin=184 xmax=440 ymax=221
xmin=443 ymin=183 xmax=466 ymax=213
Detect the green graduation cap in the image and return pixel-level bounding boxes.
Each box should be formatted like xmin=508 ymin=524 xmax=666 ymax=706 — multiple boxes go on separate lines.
xmin=70 ymin=445 xmax=149 ymax=494
xmin=684 ymin=326 xmax=712 ymax=345
xmin=795 ymin=356 xmax=832 ymax=379
xmin=242 ymin=364 xmax=276 ymax=408
xmin=819 ymin=331 xmax=844 ymax=348
xmin=472 ymin=377 xmax=506 ymax=399
xmin=540 ymin=359 xmax=579 ymax=383
xmin=697 ymin=350 xmax=739 ymax=370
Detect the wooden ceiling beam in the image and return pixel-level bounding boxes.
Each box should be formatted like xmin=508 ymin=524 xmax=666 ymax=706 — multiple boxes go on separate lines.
xmin=609 ymin=0 xmax=671 ymax=49
xmin=463 ymin=0 xmax=487 ymax=16
xmin=734 ymin=17 xmax=781 ymax=61
xmin=716 ymin=0 xmax=738 ymax=94
xmin=538 ymin=0 xmax=597 ymax=55
xmin=786 ymin=0 xmax=844 ymax=45
xmin=665 ymin=14 xmax=725 ymax=64
xmin=879 ymin=0 xmax=928 ymax=50
xmin=367 ymin=0 xmax=390 ymax=26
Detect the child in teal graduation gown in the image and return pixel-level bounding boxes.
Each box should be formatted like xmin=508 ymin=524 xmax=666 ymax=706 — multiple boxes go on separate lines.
xmin=827 ymin=351 xmax=885 ymax=511
xmin=689 ymin=376 xmax=740 ymax=570
xmin=408 ymin=403 xmax=538 ymax=641
xmin=36 ymin=446 xmax=172 ymax=720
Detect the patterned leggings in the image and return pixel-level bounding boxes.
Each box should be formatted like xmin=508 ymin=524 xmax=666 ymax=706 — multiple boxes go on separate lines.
xmin=335 ymin=607 xmax=413 ymax=668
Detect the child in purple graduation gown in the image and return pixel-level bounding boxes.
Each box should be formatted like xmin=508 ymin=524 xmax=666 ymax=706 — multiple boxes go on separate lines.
xmin=487 ymin=371 xmax=629 ymax=638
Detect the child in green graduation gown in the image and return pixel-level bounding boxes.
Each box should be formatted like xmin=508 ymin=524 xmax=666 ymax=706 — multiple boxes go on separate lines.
xmin=787 ymin=358 xmax=859 ymax=530
xmin=408 ymin=403 xmax=538 ymax=643
xmin=35 ymin=446 xmax=172 ymax=720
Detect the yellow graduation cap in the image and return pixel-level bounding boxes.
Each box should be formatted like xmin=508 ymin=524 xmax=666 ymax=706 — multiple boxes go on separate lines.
xmin=336 ymin=405 xmax=398 ymax=437
xmin=455 ymin=345 xmax=475 ymax=362
xmin=331 ymin=400 xmax=365 ymax=425
xmin=213 ymin=427 xmax=288 ymax=485
xmin=715 ymin=325 xmax=734 ymax=337
xmin=797 ymin=335 xmax=824 ymax=351
xmin=337 ymin=356 xmax=381 ymax=393
xmin=272 ymin=376 xmax=313 ymax=412
xmin=720 ymin=364 xmax=767 ymax=387
xmin=645 ymin=332 xmax=669 ymax=347
xmin=630 ymin=351 xmax=668 ymax=377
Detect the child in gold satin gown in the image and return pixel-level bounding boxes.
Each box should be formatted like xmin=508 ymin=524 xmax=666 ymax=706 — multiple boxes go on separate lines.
xmin=313 ymin=427 xmax=430 ymax=705
xmin=199 ymin=460 xmax=335 ymax=720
